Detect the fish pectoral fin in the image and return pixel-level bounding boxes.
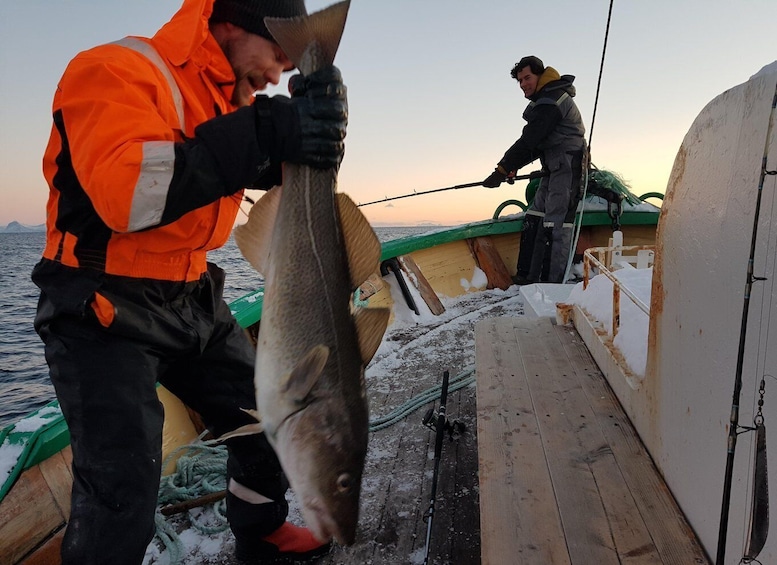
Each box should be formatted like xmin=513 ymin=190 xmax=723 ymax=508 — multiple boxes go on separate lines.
xmin=336 ymin=192 xmax=381 ymax=288
xmin=233 ymin=186 xmax=283 ymax=275
xmin=281 ymin=344 xmax=330 ymax=402
xmin=354 ymin=307 xmax=390 ymax=364
xmin=216 ymin=423 xmax=265 ymax=442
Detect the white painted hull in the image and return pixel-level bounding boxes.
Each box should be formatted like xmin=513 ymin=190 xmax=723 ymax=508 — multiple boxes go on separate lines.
xmin=594 ymin=66 xmax=777 ymax=563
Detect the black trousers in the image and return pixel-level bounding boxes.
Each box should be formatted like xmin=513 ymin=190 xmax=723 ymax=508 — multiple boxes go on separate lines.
xmin=33 ymin=260 xmax=287 ymax=565
xmin=521 ymin=145 xmax=584 ymax=283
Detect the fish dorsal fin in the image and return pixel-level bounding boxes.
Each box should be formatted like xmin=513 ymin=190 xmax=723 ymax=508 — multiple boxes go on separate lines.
xmin=264 ymin=1 xmax=350 ymax=75
xmin=337 ymin=192 xmax=381 ymax=288
xmin=281 ymin=344 xmax=330 ymax=402
xmin=233 ymin=187 xmax=282 ymax=275
xmin=353 ymin=307 xmax=390 ymax=364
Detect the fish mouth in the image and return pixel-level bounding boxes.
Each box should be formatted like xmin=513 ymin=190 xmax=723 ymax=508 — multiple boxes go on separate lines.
xmin=302 ymin=497 xmax=355 ymax=546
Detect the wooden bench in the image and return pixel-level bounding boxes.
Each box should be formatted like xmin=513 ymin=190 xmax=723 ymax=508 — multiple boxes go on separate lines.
xmin=475 ymin=316 xmax=709 ymax=564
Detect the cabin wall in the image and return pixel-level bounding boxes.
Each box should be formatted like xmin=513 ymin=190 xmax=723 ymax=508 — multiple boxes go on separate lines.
xmin=624 ymin=69 xmax=777 ymax=563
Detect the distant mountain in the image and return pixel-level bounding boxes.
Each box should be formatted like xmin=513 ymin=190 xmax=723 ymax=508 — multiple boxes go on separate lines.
xmin=0 ymin=221 xmax=46 ymax=233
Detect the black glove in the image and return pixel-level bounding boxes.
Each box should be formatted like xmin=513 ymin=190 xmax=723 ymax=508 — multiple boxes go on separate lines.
xmin=482 ymin=168 xmax=507 ymax=188
xmin=255 ymin=65 xmax=347 ymax=169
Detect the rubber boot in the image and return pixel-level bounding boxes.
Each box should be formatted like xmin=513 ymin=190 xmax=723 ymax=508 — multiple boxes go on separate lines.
xmin=514 ymin=214 xmax=541 ymax=285
xmin=526 ymin=225 xmax=552 ymax=283
xmin=548 ymin=225 xmax=574 ymax=283
xmin=228 ymin=493 xmax=332 ymax=563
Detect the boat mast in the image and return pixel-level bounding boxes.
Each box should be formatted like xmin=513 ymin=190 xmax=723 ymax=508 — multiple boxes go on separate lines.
xmin=716 ymin=83 xmax=777 ymax=565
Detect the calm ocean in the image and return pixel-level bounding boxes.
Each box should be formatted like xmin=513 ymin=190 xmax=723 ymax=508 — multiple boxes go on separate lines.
xmin=0 ymin=226 xmax=437 ymax=430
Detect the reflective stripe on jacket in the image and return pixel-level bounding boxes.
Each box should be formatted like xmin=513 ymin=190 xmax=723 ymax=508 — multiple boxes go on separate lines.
xmin=41 ymin=0 xmax=243 ymax=282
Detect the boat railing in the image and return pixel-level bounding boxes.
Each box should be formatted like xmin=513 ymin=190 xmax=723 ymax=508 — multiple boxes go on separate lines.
xmin=582 ymin=231 xmax=655 ymax=338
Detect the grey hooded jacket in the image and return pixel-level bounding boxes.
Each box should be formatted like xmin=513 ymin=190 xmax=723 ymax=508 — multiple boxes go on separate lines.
xmin=498 ymin=71 xmax=586 ymax=172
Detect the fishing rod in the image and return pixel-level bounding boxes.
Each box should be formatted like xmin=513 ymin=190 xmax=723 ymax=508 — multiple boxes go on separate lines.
xmin=716 ymin=85 xmax=777 ymax=565
xmin=421 ymin=370 xmax=465 ymax=565
xmin=357 ymin=170 xmax=547 ymax=207
xmin=237 ymin=173 xmax=545 ymax=218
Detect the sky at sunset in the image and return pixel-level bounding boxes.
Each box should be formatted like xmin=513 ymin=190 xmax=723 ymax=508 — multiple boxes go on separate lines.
xmin=1 ymin=0 xmax=775 ymax=228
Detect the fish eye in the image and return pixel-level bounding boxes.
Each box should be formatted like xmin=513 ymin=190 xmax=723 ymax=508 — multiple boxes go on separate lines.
xmin=336 ymin=473 xmax=353 ymax=493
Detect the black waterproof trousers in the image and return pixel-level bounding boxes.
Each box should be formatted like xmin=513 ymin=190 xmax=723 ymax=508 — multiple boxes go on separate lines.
xmin=32 ymin=260 xmax=287 ymax=565
xmin=525 ymin=144 xmax=585 ymax=283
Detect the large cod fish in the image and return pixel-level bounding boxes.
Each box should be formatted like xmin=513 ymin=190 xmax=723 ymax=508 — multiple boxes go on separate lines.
xmin=232 ymin=0 xmax=389 ymax=546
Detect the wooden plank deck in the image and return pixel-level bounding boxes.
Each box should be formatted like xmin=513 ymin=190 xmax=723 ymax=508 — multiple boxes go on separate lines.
xmin=475 ymin=316 xmax=710 ymax=565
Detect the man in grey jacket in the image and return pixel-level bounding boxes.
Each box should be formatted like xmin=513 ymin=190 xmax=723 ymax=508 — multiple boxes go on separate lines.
xmin=483 ymin=55 xmax=587 ymax=284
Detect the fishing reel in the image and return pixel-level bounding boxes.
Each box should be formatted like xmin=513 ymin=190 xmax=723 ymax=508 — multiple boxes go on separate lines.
xmin=422 ymin=408 xmax=466 ymax=440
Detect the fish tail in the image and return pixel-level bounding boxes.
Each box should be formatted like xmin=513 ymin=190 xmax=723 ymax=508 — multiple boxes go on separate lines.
xmin=264 ymin=0 xmax=350 ymax=74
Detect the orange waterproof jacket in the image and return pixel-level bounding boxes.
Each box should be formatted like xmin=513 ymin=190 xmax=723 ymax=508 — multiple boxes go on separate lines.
xmin=41 ymin=0 xmax=272 ymax=282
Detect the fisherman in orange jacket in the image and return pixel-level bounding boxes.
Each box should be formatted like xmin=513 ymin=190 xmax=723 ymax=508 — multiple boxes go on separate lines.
xmin=31 ymin=1 xmax=345 ymax=563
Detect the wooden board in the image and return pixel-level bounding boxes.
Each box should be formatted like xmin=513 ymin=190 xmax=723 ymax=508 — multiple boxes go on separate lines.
xmin=491 ymin=231 xmax=520 ymax=278
xmin=19 ymin=528 xmax=65 ymax=565
xmin=38 ymin=447 xmax=73 ymax=519
xmin=0 ymin=463 xmax=67 ymax=564
xmin=559 ymin=322 xmax=709 ymax=564
xmin=467 ymin=236 xmax=513 ymax=290
xmin=435 ymin=388 xmax=481 ymax=564
xmin=406 ymin=239 xmax=483 ymax=298
xmin=475 ymin=317 xmax=570 ymax=564
xmin=398 ymin=254 xmax=445 ymax=315
xmin=475 ymin=316 xmax=709 ymax=564
xmin=365 ymin=238 xmax=486 ymax=311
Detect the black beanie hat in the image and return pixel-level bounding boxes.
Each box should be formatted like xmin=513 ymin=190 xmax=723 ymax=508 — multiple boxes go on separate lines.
xmin=210 ymin=0 xmax=307 ymax=42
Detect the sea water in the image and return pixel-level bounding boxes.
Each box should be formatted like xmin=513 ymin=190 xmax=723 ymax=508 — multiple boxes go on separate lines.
xmin=0 ymin=226 xmax=438 ymax=429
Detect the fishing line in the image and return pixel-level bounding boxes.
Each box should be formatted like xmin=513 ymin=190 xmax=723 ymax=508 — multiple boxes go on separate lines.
xmin=752 ymin=171 xmax=777 ymax=396
xmin=563 ymin=0 xmax=615 ymax=283
xmin=586 ymin=0 xmax=614 ymax=152
xmin=741 ymin=167 xmax=777 ymax=558
xmin=751 ymin=165 xmax=777 ymax=399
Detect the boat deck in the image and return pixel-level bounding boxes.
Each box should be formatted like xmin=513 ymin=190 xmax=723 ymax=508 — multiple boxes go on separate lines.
xmin=309 ymin=292 xmax=498 ymax=565
xmin=5 ymin=275 xmax=711 ymax=564
xmin=475 ymin=316 xmax=710 ymax=564
xmin=150 ymin=293 xmax=709 ymax=564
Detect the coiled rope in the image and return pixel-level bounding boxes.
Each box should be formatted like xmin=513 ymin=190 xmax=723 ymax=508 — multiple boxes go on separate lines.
xmin=153 ymin=366 xmax=476 ymax=563
xmin=154 ymin=436 xmax=230 ymax=563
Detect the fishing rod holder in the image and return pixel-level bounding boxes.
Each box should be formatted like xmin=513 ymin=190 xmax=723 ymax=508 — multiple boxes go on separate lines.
xmin=422 ymin=407 xmax=465 ymax=440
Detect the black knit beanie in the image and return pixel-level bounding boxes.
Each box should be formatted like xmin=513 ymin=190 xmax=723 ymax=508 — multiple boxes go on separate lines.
xmin=210 ymin=0 xmax=307 ymax=41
